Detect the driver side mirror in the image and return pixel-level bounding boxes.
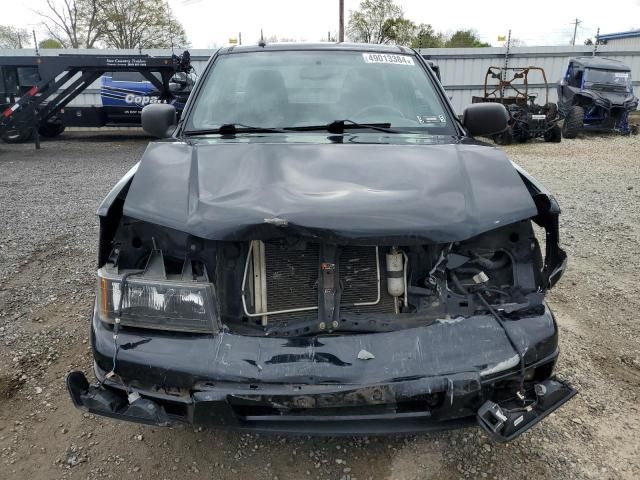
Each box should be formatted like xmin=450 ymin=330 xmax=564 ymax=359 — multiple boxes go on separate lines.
xmin=142 ymin=104 xmax=177 ymax=138
xmin=461 ymin=103 xmax=509 ymax=137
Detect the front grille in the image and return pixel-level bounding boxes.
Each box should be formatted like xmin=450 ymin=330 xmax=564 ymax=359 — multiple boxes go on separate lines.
xmin=244 ymin=242 xmax=396 ymax=325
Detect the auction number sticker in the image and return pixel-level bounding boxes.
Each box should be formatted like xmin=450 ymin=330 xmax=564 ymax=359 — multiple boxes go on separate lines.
xmin=362 ymin=53 xmax=414 ymax=65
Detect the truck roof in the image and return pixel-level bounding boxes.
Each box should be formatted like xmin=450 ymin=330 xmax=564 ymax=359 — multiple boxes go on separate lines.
xmin=218 ymin=42 xmax=415 ymax=55
xmin=571 ymin=57 xmax=631 ymax=71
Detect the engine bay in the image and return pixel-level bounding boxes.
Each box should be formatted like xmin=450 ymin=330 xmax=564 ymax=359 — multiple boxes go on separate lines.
xmin=104 ymin=217 xmax=546 ymax=336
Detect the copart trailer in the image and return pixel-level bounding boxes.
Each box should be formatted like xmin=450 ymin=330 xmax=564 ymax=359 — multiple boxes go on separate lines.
xmin=0 ymin=51 xmax=192 ymax=148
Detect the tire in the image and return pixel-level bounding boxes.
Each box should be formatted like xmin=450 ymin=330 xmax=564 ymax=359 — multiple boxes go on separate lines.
xmin=38 ymin=123 xmax=66 ymax=138
xmin=1 ymin=128 xmax=33 ymax=144
xmin=544 ymin=124 xmax=562 ymax=143
xmin=562 ymin=105 xmax=584 ymax=139
xmin=493 ymin=130 xmax=513 ymax=145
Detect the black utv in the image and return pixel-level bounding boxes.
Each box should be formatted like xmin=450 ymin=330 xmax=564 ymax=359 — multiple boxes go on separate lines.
xmin=558 ymin=57 xmax=638 ymax=138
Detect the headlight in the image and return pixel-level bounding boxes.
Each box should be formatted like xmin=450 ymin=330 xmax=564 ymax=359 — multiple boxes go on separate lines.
xmin=97 ymin=267 xmax=219 ymax=333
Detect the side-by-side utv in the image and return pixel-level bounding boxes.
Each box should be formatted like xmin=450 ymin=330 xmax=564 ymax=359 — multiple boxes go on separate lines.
xmin=472 ymin=66 xmax=561 ymax=145
xmin=558 ymin=57 xmax=638 ymax=138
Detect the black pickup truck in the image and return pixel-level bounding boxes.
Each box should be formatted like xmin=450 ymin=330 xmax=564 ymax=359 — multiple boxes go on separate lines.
xmin=67 ymin=42 xmax=575 ymax=441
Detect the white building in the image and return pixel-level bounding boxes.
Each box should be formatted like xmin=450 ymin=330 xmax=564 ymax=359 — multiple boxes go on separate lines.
xmin=599 ymin=30 xmax=640 ymax=49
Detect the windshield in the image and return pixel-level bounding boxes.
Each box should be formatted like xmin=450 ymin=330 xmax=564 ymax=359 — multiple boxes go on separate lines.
xmin=185 ymin=50 xmax=455 ymax=133
xmin=584 ymin=68 xmax=632 ymax=90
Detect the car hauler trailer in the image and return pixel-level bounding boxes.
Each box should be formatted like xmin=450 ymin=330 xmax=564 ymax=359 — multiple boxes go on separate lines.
xmin=0 ymin=51 xmax=192 ymax=147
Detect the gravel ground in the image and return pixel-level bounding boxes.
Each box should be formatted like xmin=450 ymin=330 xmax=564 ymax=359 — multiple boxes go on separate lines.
xmin=0 ymin=131 xmax=639 ymax=480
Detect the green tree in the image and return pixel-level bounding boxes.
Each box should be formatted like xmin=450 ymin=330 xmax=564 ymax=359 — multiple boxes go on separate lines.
xmin=383 ymin=17 xmax=417 ymax=46
xmin=347 ymin=0 xmax=411 ymax=44
xmin=411 ymin=24 xmax=444 ymax=48
xmin=39 ymin=38 xmax=64 ymax=48
xmin=444 ymin=30 xmax=490 ymax=48
xmin=0 ymin=25 xmax=30 ymax=48
xmin=99 ymin=0 xmax=189 ymax=49
xmin=37 ymin=0 xmax=102 ymax=48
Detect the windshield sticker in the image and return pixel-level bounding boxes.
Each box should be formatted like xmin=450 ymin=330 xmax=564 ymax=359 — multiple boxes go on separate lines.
xmin=615 ymin=72 xmax=629 ymax=78
xmin=417 ymin=114 xmax=446 ymax=124
xmin=362 ymin=53 xmax=414 ymax=65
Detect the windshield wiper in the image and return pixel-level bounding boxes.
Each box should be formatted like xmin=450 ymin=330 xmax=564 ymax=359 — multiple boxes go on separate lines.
xmin=284 ymin=119 xmax=400 ymax=134
xmin=184 ymin=120 xmax=400 ymax=136
xmin=183 ymin=123 xmax=286 ymax=136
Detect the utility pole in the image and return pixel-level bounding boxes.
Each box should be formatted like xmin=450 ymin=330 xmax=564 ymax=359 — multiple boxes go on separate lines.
xmin=593 ymin=27 xmax=600 ymax=56
xmin=238 ymin=32 xmax=242 ymax=45
xmin=338 ymin=0 xmax=344 ymax=42
xmin=32 ymin=30 xmax=39 ymax=55
xmin=501 ymin=29 xmax=511 ymax=100
xmin=571 ymin=18 xmax=581 ymax=46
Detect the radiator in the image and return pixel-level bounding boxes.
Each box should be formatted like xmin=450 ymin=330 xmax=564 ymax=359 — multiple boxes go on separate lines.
xmin=242 ymin=241 xmax=395 ymax=325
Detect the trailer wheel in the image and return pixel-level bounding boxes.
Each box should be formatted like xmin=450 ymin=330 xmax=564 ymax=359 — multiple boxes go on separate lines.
xmin=544 ymin=125 xmax=562 ymax=143
xmin=562 ymin=105 xmax=584 ymax=139
xmin=38 ymin=123 xmax=66 ymax=138
xmin=1 ymin=129 xmax=34 ymax=144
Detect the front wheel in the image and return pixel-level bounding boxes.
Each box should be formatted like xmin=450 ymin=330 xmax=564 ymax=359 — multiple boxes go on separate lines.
xmin=493 ymin=130 xmax=513 ymax=145
xmin=544 ymin=124 xmax=562 ymax=143
xmin=562 ymin=105 xmax=584 ymax=139
xmin=38 ymin=123 xmax=66 ymax=138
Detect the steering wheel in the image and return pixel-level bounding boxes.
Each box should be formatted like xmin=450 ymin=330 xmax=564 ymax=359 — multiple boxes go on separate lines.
xmin=352 ymin=104 xmax=406 ymax=120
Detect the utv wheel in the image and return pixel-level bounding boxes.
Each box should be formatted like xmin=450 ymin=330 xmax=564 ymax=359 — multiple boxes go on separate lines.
xmin=544 ymin=124 xmax=562 ymax=143
xmin=562 ymin=105 xmax=584 ymax=139
xmin=631 ymin=124 xmax=639 ymax=135
xmin=493 ymin=130 xmax=513 ymax=145
xmin=1 ymin=128 xmax=33 ymax=144
xmin=38 ymin=123 xmax=66 ymax=138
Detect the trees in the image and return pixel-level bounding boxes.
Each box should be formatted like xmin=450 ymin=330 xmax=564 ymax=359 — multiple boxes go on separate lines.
xmin=99 ymin=0 xmax=189 ymax=49
xmin=411 ymin=24 xmax=444 ymax=48
xmin=347 ymin=0 xmax=410 ymax=44
xmin=36 ymin=0 xmax=189 ymax=49
xmin=347 ymin=1 xmax=490 ymax=48
xmin=444 ymin=30 xmax=490 ymax=48
xmin=37 ymin=0 xmax=102 ymax=48
xmin=0 ymin=25 xmax=30 ymax=48
xmin=39 ymin=38 xmax=64 ymax=48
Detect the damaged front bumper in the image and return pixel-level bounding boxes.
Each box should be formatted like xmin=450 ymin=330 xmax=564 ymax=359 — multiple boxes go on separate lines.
xmin=67 ymin=304 xmax=576 ymax=440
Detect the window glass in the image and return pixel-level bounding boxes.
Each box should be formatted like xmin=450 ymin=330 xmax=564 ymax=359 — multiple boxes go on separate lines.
xmin=187 ymin=51 xmax=454 ymax=133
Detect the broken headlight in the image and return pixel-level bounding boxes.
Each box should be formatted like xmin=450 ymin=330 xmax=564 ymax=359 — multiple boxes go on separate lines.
xmin=97 ymin=268 xmax=219 ymax=333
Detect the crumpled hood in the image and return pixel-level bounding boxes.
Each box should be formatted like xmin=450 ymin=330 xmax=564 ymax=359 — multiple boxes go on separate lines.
xmin=122 ymin=140 xmax=537 ymax=243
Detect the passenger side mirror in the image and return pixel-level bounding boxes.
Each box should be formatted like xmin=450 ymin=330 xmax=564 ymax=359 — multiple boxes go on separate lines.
xmin=461 ymin=103 xmax=509 ymax=137
xmin=142 ymin=104 xmax=177 ymax=138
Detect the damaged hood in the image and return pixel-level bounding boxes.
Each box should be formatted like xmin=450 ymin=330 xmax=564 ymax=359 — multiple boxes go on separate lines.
xmin=122 ymin=137 xmax=537 ymax=242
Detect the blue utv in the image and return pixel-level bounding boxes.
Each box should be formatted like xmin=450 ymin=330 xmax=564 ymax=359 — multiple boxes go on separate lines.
xmin=558 ymin=57 xmax=638 ymax=138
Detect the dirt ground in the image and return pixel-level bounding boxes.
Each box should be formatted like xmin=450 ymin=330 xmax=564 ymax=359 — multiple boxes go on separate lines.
xmin=1 ymin=132 xmax=639 ymax=480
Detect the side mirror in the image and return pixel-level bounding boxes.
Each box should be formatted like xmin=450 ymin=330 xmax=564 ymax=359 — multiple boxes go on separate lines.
xmin=142 ymin=103 xmax=177 ymax=138
xmin=461 ymin=103 xmax=509 ymax=137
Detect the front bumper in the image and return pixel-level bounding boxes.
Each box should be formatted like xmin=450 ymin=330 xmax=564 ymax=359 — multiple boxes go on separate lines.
xmin=67 ymin=304 xmax=576 ymax=439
